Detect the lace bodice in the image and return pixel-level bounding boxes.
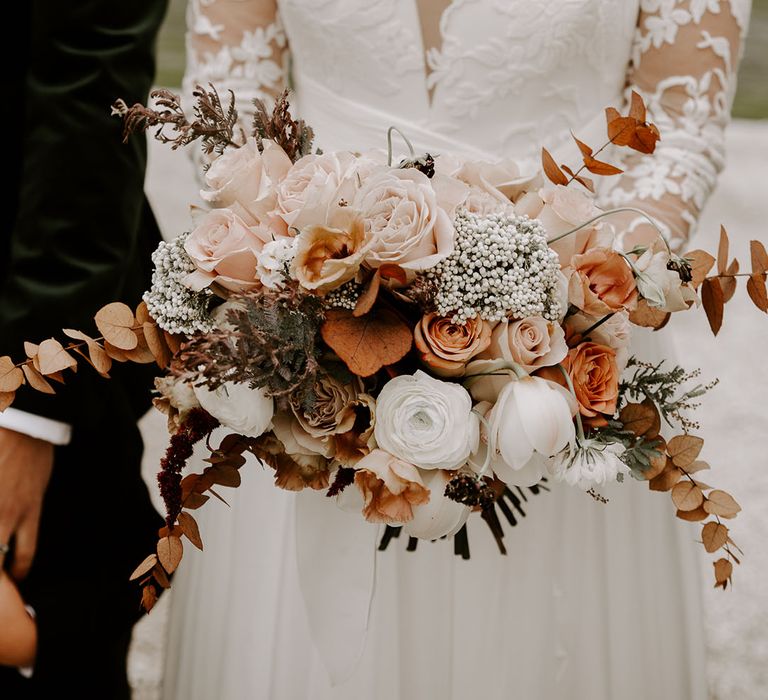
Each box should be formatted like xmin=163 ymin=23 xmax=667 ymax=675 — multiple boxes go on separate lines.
xmin=185 ymin=0 xmax=750 ymax=250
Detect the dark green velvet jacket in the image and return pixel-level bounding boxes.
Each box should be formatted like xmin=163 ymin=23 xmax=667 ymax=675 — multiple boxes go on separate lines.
xmin=1 ymin=1 xmax=168 ymax=427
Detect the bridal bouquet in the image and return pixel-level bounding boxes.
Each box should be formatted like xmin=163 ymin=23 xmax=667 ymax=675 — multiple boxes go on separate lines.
xmin=1 ymin=88 xmax=764 ymax=608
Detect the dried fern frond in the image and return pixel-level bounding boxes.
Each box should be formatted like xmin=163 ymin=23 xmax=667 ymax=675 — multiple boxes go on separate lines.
xmin=252 ymin=89 xmax=315 ymax=162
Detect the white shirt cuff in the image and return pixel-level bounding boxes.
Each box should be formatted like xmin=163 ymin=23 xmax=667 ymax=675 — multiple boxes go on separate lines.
xmin=0 ymin=408 xmax=72 ymax=445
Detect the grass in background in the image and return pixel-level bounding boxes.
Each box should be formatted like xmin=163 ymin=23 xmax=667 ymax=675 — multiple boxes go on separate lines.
xmin=156 ymin=0 xmax=767 ymax=118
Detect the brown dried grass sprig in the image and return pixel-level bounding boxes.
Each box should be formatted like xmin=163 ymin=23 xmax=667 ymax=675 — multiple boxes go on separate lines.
xmin=252 ymin=89 xmax=315 ymax=162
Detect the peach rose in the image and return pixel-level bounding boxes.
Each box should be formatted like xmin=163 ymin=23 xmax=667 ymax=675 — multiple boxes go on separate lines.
xmin=184 ymin=209 xmax=272 ymax=292
xmin=201 ymin=138 xmax=292 ymax=227
xmin=566 ymin=311 xmax=632 ymax=373
xmin=568 ymin=247 xmax=638 ymax=315
xmin=275 ymin=151 xmax=361 ymax=230
xmin=478 ymin=316 xmax=567 ymax=372
xmin=354 ymin=449 xmax=430 ymax=524
xmin=413 ymin=313 xmax=492 ymax=377
xmin=526 ymin=186 xmax=614 ymax=263
xmin=353 ymin=168 xmax=462 ymax=272
xmin=565 ymin=342 xmax=619 ymax=421
xmin=291 ymin=211 xmax=372 ymax=294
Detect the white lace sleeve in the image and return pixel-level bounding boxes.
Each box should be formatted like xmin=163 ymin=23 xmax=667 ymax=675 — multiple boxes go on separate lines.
xmin=603 ymin=0 xmax=751 ymax=252
xmin=184 ymin=0 xmax=289 ymax=122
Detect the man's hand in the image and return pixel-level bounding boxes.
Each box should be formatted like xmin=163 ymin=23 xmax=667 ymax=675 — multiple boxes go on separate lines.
xmin=0 ymin=572 xmax=36 ymax=667
xmin=0 ymin=428 xmax=54 ymax=580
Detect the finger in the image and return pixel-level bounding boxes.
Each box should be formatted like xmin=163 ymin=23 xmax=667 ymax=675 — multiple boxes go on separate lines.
xmin=0 ymin=519 xmax=16 ymax=568
xmin=10 ymin=509 xmax=41 ymax=581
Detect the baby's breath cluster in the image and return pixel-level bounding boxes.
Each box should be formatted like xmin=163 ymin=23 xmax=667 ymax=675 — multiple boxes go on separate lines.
xmin=324 ymin=280 xmax=363 ymax=310
xmin=428 ymin=210 xmax=562 ymax=323
xmin=143 ymin=233 xmax=215 ymax=335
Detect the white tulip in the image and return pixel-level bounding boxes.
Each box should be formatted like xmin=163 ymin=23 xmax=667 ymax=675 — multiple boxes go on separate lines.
xmin=486 ymin=376 xmax=575 ymax=485
xmin=549 ymin=439 xmax=627 ymax=490
xmin=403 ymin=470 xmax=471 ymax=540
xmin=374 ymin=371 xmax=478 ymax=471
xmin=194 ymin=381 xmax=273 ymax=438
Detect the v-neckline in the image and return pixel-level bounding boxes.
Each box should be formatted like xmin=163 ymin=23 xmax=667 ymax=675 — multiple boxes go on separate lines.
xmin=415 ymin=0 xmax=454 ymax=105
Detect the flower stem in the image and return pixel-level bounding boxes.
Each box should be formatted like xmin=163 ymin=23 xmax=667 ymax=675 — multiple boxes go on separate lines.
xmin=579 ymin=312 xmax=616 ymax=338
xmin=547 ymin=207 xmax=671 ymax=255
xmin=470 ymin=410 xmax=495 ymax=480
xmin=555 ymin=363 xmax=585 ymax=444
xmin=387 ymin=126 xmax=416 ymax=167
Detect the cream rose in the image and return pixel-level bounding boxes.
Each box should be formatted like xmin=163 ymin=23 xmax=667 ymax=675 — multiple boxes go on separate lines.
xmin=291 ymin=211 xmax=372 ymax=294
xmin=478 ymin=316 xmax=567 ymax=373
xmin=194 ymin=381 xmax=273 ymax=438
xmin=354 ymin=450 xmax=430 ymax=524
xmin=454 ymin=159 xmax=541 ymax=204
xmin=374 ymin=371 xmax=478 ymax=470
xmin=184 ymin=209 xmax=272 ymax=292
xmin=353 ymin=169 xmax=460 ymax=272
xmin=201 ymin=138 xmax=292 ymax=226
xmin=276 ymin=151 xmax=361 ymax=229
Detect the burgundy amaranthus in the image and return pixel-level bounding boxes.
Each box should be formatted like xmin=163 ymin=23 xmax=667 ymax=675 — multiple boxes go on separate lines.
xmin=158 ymin=407 xmax=220 ymax=527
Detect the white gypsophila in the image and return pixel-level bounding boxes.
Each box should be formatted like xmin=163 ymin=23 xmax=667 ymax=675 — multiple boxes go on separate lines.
xmin=143 ymin=233 xmax=215 ymax=335
xmin=256 ymin=236 xmax=297 ymax=289
xmin=548 ymin=439 xmax=627 ymax=490
xmin=194 ymin=381 xmax=274 ymax=438
xmin=324 ymin=280 xmax=363 ymax=310
xmin=374 ymin=371 xmax=478 ymax=471
xmin=428 ymin=209 xmax=562 ymax=324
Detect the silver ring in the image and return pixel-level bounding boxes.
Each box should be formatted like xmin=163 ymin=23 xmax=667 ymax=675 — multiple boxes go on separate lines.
xmin=0 ymin=542 xmax=9 ymax=556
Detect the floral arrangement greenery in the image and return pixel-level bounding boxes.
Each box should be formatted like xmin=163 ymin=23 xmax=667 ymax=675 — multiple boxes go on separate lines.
xmin=1 ymin=87 xmax=765 ymax=608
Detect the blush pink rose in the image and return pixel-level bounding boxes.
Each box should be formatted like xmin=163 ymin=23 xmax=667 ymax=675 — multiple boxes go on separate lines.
xmin=184 ymin=208 xmax=272 ymax=292
xmin=478 ymin=316 xmax=567 ymax=372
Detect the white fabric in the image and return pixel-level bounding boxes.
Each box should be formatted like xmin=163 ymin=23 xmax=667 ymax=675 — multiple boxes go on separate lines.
xmin=0 ymin=408 xmax=71 ymax=446
xmin=164 ymin=1 xmax=749 ymax=698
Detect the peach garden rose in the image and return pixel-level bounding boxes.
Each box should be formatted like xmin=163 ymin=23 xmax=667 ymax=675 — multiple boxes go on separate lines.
xmin=568 ymin=247 xmax=638 ymax=315
xmin=564 ymin=341 xmax=620 ymax=422
xmin=413 ymin=313 xmax=492 ymax=377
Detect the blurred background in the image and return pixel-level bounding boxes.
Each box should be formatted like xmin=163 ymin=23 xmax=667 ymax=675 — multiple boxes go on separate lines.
xmin=129 ymin=2 xmax=768 ymax=699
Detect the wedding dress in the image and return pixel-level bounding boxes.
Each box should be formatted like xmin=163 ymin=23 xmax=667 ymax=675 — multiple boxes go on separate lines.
xmin=164 ymin=2 xmax=750 ymax=699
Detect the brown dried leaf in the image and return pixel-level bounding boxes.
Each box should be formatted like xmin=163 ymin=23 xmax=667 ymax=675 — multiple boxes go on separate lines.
xmin=685 ymin=250 xmax=716 ymax=289
xmin=0 ymin=356 xmax=24 ymax=392
xmin=628 ymin=90 xmax=646 ymax=122
xmin=144 ymin=322 xmax=171 ymax=368
xmin=135 ymin=300 xmax=151 ymax=324
xmin=24 ymin=342 xmax=39 ymax=359
xmin=676 ymin=505 xmax=709 ymax=522
xmin=667 ymin=435 xmax=704 ymax=467
xmin=104 ymin=341 xmax=129 ymax=363
xmin=746 ymin=273 xmax=768 ymax=313
xmin=649 ymin=466 xmax=682 ymax=492
xmin=701 ymin=277 xmax=724 ymax=335
xmin=541 ymin=147 xmax=568 ymax=186
xmin=628 ymin=298 xmax=671 ymax=330
xmin=0 ymin=392 xmax=15 ymax=412
xmin=702 ymin=522 xmax=729 ymax=553
xmin=321 ymin=307 xmax=413 ymax=377
xmin=21 ymin=364 xmax=55 ymax=394
xmin=619 ymin=400 xmax=660 ymax=438
xmin=583 ymin=154 xmax=623 ymax=176
xmin=686 ymin=460 xmax=710 ymax=474
xmin=719 ymin=258 xmax=739 ymax=303
xmin=606 ymin=114 xmax=637 ymax=146
xmin=643 ymin=452 xmax=670 ymax=480
xmin=207 ymin=464 xmax=242 ymax=488
xmin=129 ymin=554 xmax=158 ymax=581
xmin=157 ymin=535 xmax=183 ymax=574
xmin=571 ymin=133 xmax=593 ymax=158
xmin=63 ymin=329 xmax=112 ymax=375
xmin=703 ymin=490 xmax=741 ymax=519
xmin=164 ymin=332 xmax=183 ymax=355
xmin=141 ymin=584 xmax=158 ymax=612
xmin=152 ymin=564 xmax=172 ymax=589
xmin=750 ymin=239 xmax=768 ymax=275
xmin=713 ymin=558 xmax=733 ymax=590
xmin=560 ymin=165 xmax=595 ymax=193
xmin=717 ymin=225 xmax=729 ymax=275
xmin=671 ymin=481 xmax=704 ymax=511
xmin=177 ymin=512 xmax=203 ymax=551
xmin=37 ymin=338 xmax=78 ymax=375
xmin=184 ymin=492 xmax=210 ymax=509
xmin=94 ymin=302 xmax=138 ymax=350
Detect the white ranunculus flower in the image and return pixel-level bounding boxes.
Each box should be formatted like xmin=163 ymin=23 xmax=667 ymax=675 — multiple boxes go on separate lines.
xmin=485 ymin=376 xmax=576 ymax=485
xmin=403 ymin=470 xmax=471 ymax=540
xmin=256 ymin=236 xmax=297 ymax=289
xmin=548 ymin=440 xmax=627 ymax=490
xmin=374 ymin=371 xmax=478 ymax=470
xmin=194 ymin=381 xmax=273 ymax=438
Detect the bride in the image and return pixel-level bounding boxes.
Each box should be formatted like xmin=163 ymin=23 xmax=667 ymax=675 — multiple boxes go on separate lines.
xmin=163 ymin=2 xmax=749 ymax=698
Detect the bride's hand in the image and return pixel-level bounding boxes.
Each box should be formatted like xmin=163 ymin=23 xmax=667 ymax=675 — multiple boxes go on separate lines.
xmin=0 ymin=571 xmax=36 ymax=667
xmin=0 ymin=428 xmax=54 ymax=581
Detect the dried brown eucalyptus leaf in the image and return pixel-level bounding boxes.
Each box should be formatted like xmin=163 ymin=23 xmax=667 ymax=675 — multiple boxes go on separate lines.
xmin=157 ymin=535 xmax=183 ymax=574
xmin=37 ymin=338 xmax=78 ymax=375
xmin=667 ymin=435 xmax=704 ymax=467
xmin=701 ymin=277 xmax=724 ymax=335
xmin=671 ymin=481 xmax=704 ymax=511
xmin=701 ymin=522 xmax=729 ymax=553
xmin=0 ymin=356 xmax=24 ymax=392
xmin=703 ymin=490 xmax=741 ymax=519
xmin=713 ymin=558 xmax=733 ymax=590
xmin=541 ymin=147 xmax=568 ymax=186
xmin=95 ymin=302 xmax=138 ymax=350
xmin=21 ymin=364 xmax=55 ymax=394
xmin=130 ymin=554 xmax=158 ymax=581
xmin=178 ymin=512 xmax=204 ymax=551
